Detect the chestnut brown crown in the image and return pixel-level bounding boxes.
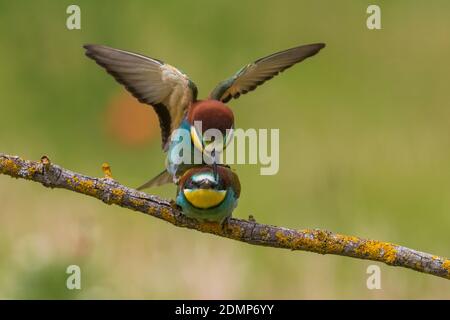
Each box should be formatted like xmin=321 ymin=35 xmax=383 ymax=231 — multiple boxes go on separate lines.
xmin=187 ymin=100 xmax=234 ymax=135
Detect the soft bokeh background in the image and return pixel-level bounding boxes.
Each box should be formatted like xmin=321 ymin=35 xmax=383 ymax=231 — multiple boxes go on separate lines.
xmin=0 ymin=0 xmax=449 ymax=299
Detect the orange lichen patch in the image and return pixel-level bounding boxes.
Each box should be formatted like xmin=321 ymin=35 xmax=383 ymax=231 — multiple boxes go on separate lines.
xmin=197 ymin=221 xmax=223 ymax=234
xmin=160 ymin=206 xmax=176 ymax=224
xmin=226 ymin=223 xmax=245 ymax=239
xmin=0 ymin=158 xmax=20 ymax=177
xmin=147 ymin=206 xmax=158 ymax=216
xmin=274 ymin=231 xmax=318 ymax=251
xmin=355 ymin=240 xmax=397 ymax=264
xmin=196 ymin=219 xmax=245 ymax=237
xmin=311 ymin=229 xmax=329 ymax=241
xmin=102 ymin=163 xmax=113 ymax=179
xmin=442 ymin=260 xmax=450 ymax=276
xmin=112 ymin=188 xmax=124 ymax=196
xmin=275 ymin=231 xmax=293 ymax=247
xmin=285 ymin=229 xmax=329 ymax=252
xmin=66 ymin=176 xmax=98 ymax=196
xmin=275 ymin=229 xmax=366 ymax=255
xmin=110 ymin=188 xmax=125 ymax=204
xmin=27 ymin=166 xmax=38 ymax=177
xmin=335 ymin=234 xmax=360 ymax=244
xmin=78 ymin=180 xmax=97 ymax=196
xmin=129 ymin=197 xmax=146 ymax=207
xmin=327 ymin=233 xmax=361 ymax=254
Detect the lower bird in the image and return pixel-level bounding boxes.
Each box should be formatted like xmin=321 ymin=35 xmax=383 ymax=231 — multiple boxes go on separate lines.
xmin=175 ymin=165 xmax=241 ymax=223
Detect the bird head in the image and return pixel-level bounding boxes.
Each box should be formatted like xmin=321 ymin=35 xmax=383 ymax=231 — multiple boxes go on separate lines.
xmin=179 ymin=166 xmax=236 ymax=210
xmin=187 ymin=100 xmax=234 ymax=156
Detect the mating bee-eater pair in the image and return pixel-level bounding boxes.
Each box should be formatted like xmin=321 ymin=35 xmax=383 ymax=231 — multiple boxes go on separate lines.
xmin=84 ymin=42 xmax=325 ymax=222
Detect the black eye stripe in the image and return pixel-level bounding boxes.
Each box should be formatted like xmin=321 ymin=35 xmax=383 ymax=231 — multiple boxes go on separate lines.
xmin=183 ymin=171 xmax=227 ymax=191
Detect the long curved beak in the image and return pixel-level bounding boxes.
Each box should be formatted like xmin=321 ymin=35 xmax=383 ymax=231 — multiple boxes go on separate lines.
xmin=211 ymin=149 xmax=218 ymax=180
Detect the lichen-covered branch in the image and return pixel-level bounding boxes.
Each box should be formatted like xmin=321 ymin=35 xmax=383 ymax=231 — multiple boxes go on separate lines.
xmin=1 ymin=153 xmax=449 ymax=280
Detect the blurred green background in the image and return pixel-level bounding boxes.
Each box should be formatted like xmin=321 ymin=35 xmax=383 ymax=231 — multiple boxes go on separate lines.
xmin=0 ymin=0 xmax=449 ymax=299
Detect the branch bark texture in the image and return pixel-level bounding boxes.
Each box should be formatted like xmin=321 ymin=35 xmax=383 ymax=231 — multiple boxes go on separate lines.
xmin=1 ymin=153 xmax=449 ymax=280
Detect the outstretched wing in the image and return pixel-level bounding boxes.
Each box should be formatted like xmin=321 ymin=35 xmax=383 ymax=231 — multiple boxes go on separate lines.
xmin=84 ymin=44 xmax=198 ymax=151
xmin=209 ymin=43 xmax=325 ymax=103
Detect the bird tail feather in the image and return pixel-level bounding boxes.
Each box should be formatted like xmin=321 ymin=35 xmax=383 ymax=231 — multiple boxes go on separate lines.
xmin=136 ymin=170 xmax=173 ymax=190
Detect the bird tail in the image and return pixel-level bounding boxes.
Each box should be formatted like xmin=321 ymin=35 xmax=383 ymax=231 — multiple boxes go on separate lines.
xmin=136 ymin=170 xmax=173 ymax=190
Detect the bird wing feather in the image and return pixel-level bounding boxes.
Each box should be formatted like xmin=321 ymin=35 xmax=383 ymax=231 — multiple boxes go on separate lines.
xmin=84 ymin=44 xmax=197 ymax=151
xmin=209 ymin=43 xmax=325 ymax=103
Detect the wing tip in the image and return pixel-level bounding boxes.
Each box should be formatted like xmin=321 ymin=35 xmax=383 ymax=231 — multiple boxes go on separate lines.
xmin=316 ymin=43 xmax=326 ymax=51
xmin=83 ymin=44 xmax=101 ymax=59
xmin=307 ymin=42 xmax=326 ymax=54
xmin=297 ymin=42 xmax=326 ymax=59
xmin=83 ymin=44 xmax=114 ymax=58
xmin=83 ymin=43 xmax=98 ymax=52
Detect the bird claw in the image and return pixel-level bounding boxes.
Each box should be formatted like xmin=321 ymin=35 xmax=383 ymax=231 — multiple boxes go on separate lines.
xmin=221 ymin=216 xmax=230 ymax=231
xmin=169 ymin=199 xmax=181 ymax=211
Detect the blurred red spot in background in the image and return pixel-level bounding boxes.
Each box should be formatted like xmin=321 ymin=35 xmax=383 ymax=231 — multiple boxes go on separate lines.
xmin=105 ymin=92 xmax=160 ymax=147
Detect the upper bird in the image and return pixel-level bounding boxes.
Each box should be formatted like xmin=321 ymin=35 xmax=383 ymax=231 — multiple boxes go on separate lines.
xmin=83 ymin=42 xmax=325 ymax=188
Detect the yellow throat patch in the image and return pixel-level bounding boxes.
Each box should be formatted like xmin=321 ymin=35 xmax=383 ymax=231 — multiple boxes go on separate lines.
xmin=183 ymin=189 xmax=227 ymax=209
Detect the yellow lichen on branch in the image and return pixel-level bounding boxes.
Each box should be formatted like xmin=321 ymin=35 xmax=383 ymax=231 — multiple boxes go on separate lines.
xmin=0 ymin=158 xmax=20 ymax=177
xmin=0 ymin=153 xmax=449 ymax=280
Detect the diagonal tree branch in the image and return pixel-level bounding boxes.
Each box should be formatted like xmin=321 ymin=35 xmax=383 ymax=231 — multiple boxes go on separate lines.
xmin=1 ymin=153 xmax=449 ymax=280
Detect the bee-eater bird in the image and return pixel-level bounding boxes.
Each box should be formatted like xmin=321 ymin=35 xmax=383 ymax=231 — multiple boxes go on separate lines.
xmin=175 ymin=165 xmax=241 ymax=223
xmin=83 ymin=42 xmax=325 ymax=189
